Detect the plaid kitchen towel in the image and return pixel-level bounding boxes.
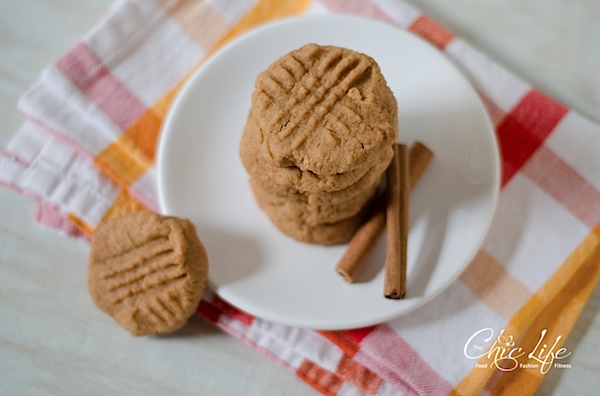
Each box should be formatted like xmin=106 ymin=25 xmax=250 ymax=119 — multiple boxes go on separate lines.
xmin=2 ymin=0 xmax=600 ymax=394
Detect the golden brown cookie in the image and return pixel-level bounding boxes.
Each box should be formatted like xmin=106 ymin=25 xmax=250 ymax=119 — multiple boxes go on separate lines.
xmin=240 ymin=116 xmax=394 ymax=195
xmin=88 ymin=211 xmax=208 ymax=336
xmin=251 ymin=43 xmax=398 ymax=175
xmin=254 ymin=196 xmax=373 ymax=245
xmin=250 ymin=177 xmax=380 ymax=226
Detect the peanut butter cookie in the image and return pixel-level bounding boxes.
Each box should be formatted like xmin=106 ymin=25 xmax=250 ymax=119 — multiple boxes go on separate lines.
xmin=88 ymin=211 xmax=208 ymax=336
xmin=251 ymin=43 xmax=398 ymax=175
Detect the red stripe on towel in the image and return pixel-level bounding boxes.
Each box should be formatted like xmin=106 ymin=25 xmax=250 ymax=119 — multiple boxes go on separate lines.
xmin=496 ymin=90 xmax=568 ymax=187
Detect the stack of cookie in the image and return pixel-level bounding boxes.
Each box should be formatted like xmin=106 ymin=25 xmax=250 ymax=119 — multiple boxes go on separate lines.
xmin=240 ymin=44 xmax=398 ymax=245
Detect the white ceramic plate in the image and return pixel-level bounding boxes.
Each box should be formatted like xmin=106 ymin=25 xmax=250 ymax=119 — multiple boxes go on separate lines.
xmin=157 ymin=15 xmax=500 ymax=330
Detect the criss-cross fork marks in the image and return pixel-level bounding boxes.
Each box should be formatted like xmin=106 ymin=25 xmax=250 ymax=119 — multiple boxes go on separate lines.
xmin=257 ymin=47 xmax=372 ymax=151
xmin=131 ymin=291 xmax=189 ymax=330
xmin=99 ymin=236 xmax=188 ymax=311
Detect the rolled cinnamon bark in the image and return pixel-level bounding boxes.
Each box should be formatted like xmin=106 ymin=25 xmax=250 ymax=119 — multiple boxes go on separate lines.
xmin=336 ymin=195 xmax=386 ymax=282
xmin=408 ymin=141 xmax=434 ymax=190
xmin=336 ymin=141 xmax=433 ymax=284
xmin=384 ymin=144 xmax=409 ymax=299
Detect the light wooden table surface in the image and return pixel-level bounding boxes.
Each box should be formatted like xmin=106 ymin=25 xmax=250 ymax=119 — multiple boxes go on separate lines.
xmin=1 ymin=1 xmax=599 ymax=395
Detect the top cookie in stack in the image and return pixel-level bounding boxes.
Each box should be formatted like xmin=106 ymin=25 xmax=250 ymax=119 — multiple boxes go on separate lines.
xmin=240 ymin=43 xmax=398 ymax=245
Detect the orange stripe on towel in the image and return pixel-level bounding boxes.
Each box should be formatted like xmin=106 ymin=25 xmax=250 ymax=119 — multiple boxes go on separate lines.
xmin=336 ymin=355 xmax=382 ymax=394
xmin=210 ymin=0 xmax=312 ymax=52
xmin=460 ymin=249 xmax=532 ymax=320
xmin=297 ymin=359 xmax=343 ymax=396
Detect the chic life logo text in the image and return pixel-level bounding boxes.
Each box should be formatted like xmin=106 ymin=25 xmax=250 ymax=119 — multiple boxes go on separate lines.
xmin=463 ymin=328 xmax=571 ymax=374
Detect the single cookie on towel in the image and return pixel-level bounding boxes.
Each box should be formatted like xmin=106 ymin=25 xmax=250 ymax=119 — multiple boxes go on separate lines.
xmin=251 ymin=43 xmax=398 ymax=176
xmin=88 ymin=210 xmax=208 ymax=336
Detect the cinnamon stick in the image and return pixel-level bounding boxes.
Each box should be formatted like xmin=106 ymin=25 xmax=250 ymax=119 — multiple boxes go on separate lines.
xmin=336 ymin=141 xmax=433 ymax=284
xmin=336 ymin=195 xmax=386 ymax=282
xmin=384 ymin=144 xmax=409 ymax=299
xmin=408 ymin=141 xmax=434 ymax=190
